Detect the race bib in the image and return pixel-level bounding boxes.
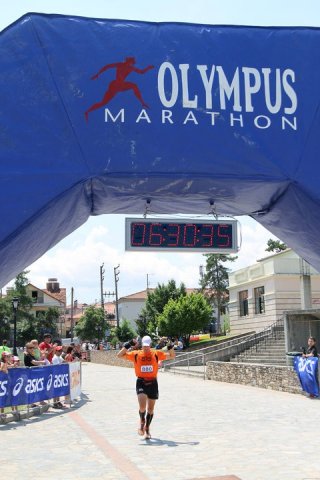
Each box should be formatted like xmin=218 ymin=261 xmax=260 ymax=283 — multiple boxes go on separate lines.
xmin=141 ymin=365 xmax=153 ymax=373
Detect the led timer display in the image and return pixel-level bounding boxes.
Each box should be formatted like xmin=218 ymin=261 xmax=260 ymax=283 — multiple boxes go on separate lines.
xmin=125 ymin=218 xmax=238 ymax=253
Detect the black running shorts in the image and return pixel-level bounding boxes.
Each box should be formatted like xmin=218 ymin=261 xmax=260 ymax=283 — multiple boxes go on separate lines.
xmin=136 ymin=378 xmax=159 ymax=400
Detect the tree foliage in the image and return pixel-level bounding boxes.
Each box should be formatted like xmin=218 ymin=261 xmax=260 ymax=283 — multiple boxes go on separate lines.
xmin=265 ymin=238 xmax=287 ymax=253
xmin=5 ymin=271 xmax=35 ymax=346
xmin=0 ymin=298 xmax=11 ymax=342
xmin=114 ymin=319 xmax=136 ymax=342
xmin=35 ymin=307 xmax=60 ymax=338
xmin=74 ymin=305 xmax=106 ymax=342
xmin=199 ymin=254 xmax=237 ymax=333
xmin=158 ymin=293 xmax=212 ymax=343
xmin=141 ymin=280 xmax=186 ymax=334
xmin=135 ymin=312 xmax=149 ymax=338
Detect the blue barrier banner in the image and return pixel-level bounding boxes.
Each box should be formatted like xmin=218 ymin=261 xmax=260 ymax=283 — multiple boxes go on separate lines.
xmin=294 ymin=356 xmax=319 ymax=397
xmin=0 ymin=364 xmax=70 ymax=407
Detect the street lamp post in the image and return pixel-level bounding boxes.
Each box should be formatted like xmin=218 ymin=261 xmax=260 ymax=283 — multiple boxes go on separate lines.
xmin=114 ymin=265 xmax=120 ymax=328
xmin=11 ymin=297 xmax=19 ymax=356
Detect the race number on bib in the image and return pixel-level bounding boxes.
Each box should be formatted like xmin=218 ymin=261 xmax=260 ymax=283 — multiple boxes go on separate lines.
xmin=141 ymin=365 xmax=153 ymax=373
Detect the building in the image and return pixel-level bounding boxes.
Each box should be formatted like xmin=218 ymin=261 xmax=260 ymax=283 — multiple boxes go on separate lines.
xmin=25 ymin=278 xmax=66 ymax=335
xmin=118 ymin=288 xmax=206 ymax=331
xmin=118 ymin=290 xmax=152 ymax=330
xmin=64 ymin=301 xmax=116 ymax=338
xmin=228 ymin=249 xmax=320 ymax=335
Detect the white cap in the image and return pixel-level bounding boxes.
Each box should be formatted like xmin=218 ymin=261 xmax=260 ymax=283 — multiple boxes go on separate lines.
xmin=141 ymin=335 xmax=152 ymax=347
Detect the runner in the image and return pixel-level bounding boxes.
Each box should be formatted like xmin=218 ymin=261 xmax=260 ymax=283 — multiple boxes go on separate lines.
xmin=117 ymin=335 xmax=175 ymax=439
xmin=85 ymin=56 xmax=154 ymax=121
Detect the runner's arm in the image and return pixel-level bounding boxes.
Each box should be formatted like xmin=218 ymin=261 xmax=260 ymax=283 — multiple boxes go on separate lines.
xmin=117 ymin=339 xmax=138 ymax=358
xmin=133 ymin=65 xmax=154 ymax=74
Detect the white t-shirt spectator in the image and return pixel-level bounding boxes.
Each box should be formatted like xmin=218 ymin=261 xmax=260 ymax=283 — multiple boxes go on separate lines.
xmin=52 ymin=354 xmax=64 ymax=365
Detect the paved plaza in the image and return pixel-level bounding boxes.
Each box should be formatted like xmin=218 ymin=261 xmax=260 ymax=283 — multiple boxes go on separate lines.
xmin=1 ymin=362 xmax=320 ymax=480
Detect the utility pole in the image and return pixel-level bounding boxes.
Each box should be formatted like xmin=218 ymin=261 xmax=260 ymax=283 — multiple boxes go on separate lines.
xmin=146 ymin=273 xmax=154 ymax=293
xmin=199 ymin=265 xmax=204 ymax=280
xmin=114 ymin=265 xmax=120 ymax=328
xmin=70 ymin=287 xmax=74 ymax=342
xmin=99 ymin=263 xmax=105 ymax=346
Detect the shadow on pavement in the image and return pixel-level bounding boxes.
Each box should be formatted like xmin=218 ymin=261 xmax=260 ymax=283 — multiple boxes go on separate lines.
xmin=139 ymin=437 xmax=199 ymax=447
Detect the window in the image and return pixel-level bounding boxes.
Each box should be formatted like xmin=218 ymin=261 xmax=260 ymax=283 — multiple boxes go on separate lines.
xmin=239 ymin=290 xmax=249 ymax=316
xmin=254 ymin=286 xmax=265 ymax=314
xmin=31 ymin=290 xmax=38 ymax=302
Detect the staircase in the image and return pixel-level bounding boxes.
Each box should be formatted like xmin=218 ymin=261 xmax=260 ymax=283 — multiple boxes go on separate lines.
xmin=162 ymin=318 xmax=287 ymax=379
xmin=231 ymin=320 xmax=286 ymax=365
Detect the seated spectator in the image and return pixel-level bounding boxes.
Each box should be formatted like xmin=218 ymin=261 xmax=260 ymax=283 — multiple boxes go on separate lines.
xmin=24 ymin=343 xmax=46 ymax=367
xmin=155 ymin=337 xmax=167 ymax=350
xmin=173 ymin=338 xmax=184 ymax=351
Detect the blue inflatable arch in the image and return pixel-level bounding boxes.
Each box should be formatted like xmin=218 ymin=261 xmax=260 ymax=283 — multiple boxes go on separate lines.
xmin=1 ymin=13 xmax=320 ymax=285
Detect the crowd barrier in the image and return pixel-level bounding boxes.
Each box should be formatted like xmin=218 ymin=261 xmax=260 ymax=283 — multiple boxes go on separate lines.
xmin=0 ymin=362 xmax=81 ymax=409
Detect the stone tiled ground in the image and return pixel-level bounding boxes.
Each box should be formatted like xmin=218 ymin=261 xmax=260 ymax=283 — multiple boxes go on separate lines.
xmin=1 ymin=362 xmax=320 ymax=480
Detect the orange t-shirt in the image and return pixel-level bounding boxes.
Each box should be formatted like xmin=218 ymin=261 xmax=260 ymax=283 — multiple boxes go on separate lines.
xmin=125 ymin=349 xmax=167 ymax=379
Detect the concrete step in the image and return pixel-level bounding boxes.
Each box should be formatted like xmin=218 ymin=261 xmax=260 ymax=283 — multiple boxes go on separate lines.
xmin=164 ymin=367 xmax=205 ymax=378
xmin=246 ymin=347 xmax=285 ymax=352
xmin=240 ymin=351 xmax=286 ymax=357
xmin=232 ymin=358 xmax=287 ymax=365
xmin=235 ymin=354 xmax=286 ymax=360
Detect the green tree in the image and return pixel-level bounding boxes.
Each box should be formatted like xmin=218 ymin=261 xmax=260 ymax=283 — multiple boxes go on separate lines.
xmin=135 ymin=312 xmax=149 ymax=338
xmin=200 ymin=254 xmax=237 ymax=334
xmin=158 ymin=293 xmax=212 ymax=344
xmin=36 ymin=307 xmax=60 ymax=338
xmin=114 ymin=319 xmax=136 ymax=342
xmin=74 ymin=305 xmax=106 ymax=342
xmin=265 ymin=238 xmax=287 ymax=253
xmin=141 ymin=280 xmax=187 ymax=335
xmin=7 ymin=271 xmax=34 ymax=346
xmin=0 ymin=297 xmax=11 ymax=343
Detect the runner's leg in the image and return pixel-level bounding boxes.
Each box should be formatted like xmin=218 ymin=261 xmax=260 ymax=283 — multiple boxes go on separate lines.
xmin=137 ymin=393 xmax=147 ymax=435
xmin=145 ymin=398 xmax=156 ymax=439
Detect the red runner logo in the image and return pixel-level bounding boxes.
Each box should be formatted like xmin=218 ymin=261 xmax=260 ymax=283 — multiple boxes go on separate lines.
xmin=85 ymin=56 xmax=154 ymax=122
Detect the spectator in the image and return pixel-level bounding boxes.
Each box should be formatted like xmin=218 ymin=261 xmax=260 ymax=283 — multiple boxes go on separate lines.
xmin=24 ymin=343 xmax=46 ymax=367
xmin=40 ymin=349 xmax=51 ymax=366
xmin=173 ymin=338 xmax=184 ymax=351
xmin=72 ymin=343 xmax=82 ymax=361
xmin=0 ymin=351 xmax=9 ymax=373
xmin=30 ymin=339 xmax=41 ymax=360
xmin=302 ymin=337 xmax=318 ymax=358
xmin=155 ymin=337 xmax=167 ymax=350
xmin=64 ymin=346 xmax=74 ymax=363
xmin=0 ymin=352 xmax=9 ymax=420
xmin=51 ymin=346 xmax=67 ymax=409
xmin=0 ymin=339 xmax=11 ymax=355
xmin=39 ymin=333 xmax=55 ymax=363
xmin=12 ymin=355 xmax=20 ymax=366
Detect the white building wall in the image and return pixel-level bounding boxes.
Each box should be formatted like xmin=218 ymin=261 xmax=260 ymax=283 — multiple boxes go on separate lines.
xmin=118 ymin=300 xmax=144 ymax=331
xmin=229 ymin=250 xmax=320 ymax=335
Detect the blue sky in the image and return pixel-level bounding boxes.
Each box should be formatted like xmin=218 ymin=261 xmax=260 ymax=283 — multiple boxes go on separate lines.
xmin=2 ymin=1 xmax=320 ymax=305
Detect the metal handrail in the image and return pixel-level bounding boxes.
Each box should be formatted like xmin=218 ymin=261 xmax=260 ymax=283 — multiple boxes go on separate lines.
xmin=163 ymin=316 xmax=285 ymax=376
